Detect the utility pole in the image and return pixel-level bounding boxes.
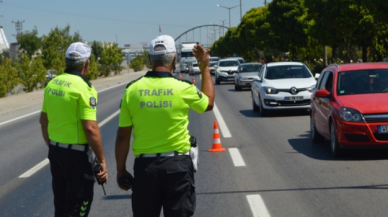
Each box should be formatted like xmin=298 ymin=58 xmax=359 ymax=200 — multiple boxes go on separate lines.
xmin=12 ymin=20 xmax=25 ymax=36
xmin=220 ymin=19 xmax=226 ymax=36
xmin=264 ymin=0 xmax=268 ymax=6
xmin=239 ymin=0 xmax=242 ymax=22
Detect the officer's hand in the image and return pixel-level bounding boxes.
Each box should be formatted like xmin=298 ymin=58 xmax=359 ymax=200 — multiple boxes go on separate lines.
xmin=96 ymin=162 xmax=108 ymax=184
xmin=193 ymin=44 xmax=210 ymax=72
xmin=117 ymin=170 xmax=134 ymax=191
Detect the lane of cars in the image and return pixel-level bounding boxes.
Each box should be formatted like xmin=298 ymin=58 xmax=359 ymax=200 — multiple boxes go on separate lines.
xmin=206 ymin=56 xmax=388 ymax=158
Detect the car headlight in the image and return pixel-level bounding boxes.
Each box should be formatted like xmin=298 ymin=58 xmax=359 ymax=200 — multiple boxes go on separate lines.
xmin=262 ymin=86 xmax=278 ymax=94
xmin=217 ymin=69 xmax=223 ymax=73
xmin=307 ymin=85 xmax=316 ymax=92
xmin=339 ymin=107 xmax=364 ymax=122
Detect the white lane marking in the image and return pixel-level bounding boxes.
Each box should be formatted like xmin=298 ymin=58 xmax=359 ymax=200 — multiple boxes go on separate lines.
xmin=0 ymin=81 xmax=128 ymax=126
xmin=98 ymin=110 xmax=120 ymax=127
xmin=18 ymin=110 xmax=121 ymax=178
xmin=228 ymin=148 xmax=246 ymax=167
xmin=247 ymin=194 xmax=271 ymax=217
xmin=98 ymin=82 xmax=127 ymax=93
xmin=213 ymin=103 xmax=232 ymax=138
xmin=0 ymin=111 xmax=41 ymax=126
xmin=19 ymin=159 xmax=49 ymax=178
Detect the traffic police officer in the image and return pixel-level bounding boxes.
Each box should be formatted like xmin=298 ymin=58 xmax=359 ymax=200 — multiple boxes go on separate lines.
xmin=115 ymin=35 xmax=215 ymax=217
xmin=39 ymin=42 xmax=108 ymax=217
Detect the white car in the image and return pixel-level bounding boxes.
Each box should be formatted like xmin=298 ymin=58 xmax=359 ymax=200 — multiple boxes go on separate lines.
xmin=251 ymin=62 xmax=316 ymax=116
xmin=189 ymin=62 xmax=201 ymax=75
xmin=215 ymin=59 xmax=240 ymax=84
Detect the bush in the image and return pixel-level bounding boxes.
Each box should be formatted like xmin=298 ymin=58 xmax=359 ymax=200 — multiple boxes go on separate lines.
xmin=129 ymin=55 xmax=144 ymax=72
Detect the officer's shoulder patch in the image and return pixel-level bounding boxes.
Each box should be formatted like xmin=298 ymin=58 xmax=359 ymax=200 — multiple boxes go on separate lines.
xmin=90 ymin=97 xmax=97 ymax=109
xmin=126 ymin=76 xmax=143 ymax=89
xmin=196 ymin=87 xmax=203 ymax=98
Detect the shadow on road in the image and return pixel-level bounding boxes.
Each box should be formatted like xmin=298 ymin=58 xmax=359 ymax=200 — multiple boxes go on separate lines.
xmin=288 ymin=132 xmax=388 ymax=161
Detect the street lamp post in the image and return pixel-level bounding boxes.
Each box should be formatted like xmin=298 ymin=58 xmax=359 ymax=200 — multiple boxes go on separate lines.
xmin=217 ymin=4 xmax=239 ymax=28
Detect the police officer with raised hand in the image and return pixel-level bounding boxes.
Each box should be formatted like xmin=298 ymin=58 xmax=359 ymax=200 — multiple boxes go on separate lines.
xmin=115 ymin=35 xmax=214 ymax=217
xmin=39 ymin=42 xmax=108 ymax=217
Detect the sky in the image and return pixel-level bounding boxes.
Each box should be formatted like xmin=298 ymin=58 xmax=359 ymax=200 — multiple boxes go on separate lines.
xmin=0 ymin=0 xmax=266 ymax=48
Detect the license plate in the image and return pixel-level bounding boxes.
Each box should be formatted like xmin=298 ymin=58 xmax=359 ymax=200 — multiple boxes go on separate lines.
xmin=284 ymin=96 xmax=303 ymax=101
xmin=378 ymin=125 xmax=388 ymax=134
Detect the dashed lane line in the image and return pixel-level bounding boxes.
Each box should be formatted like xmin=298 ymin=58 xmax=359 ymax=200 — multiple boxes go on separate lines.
xmin=247 ymin=194 xmax=271 ymax=217
xmin=18 ymin=109 xmax=120 ymax=178
xmin=228 ymin=148 xmax=246 ymax=167
xmin=213 ymin=103 xmax=232 ymax=138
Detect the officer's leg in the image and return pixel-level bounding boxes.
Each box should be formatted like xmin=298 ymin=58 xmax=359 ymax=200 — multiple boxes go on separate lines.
xmin=162 ymin=156 xmax=196 ymax=217
xmin=63 ymin=151 xmax=94 ymax=217
xmin=132 ymin=158 xmax=163 ymax=217
xmin=48 ymin=146 xmax=66 ymax=217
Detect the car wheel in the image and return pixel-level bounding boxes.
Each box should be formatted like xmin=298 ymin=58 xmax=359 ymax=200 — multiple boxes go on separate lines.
xmin=311 ymin=114 xmax=324 ymax=143
xmin=252 ymin=94 xmax=259 ymax=112
xmin=259 ymin=97 xmax=268 ymax=116
xmin=215 ymin=76 xmax=221 ymax=85
xmin=330 ymin=121 xmax=342 ymax=157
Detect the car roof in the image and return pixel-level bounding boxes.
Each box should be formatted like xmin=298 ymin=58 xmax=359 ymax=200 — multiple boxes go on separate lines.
xmin=239 ymin=62 xmax=262 ymax=66
xmin=219 ymin=58 xmax=240 ymax=62
xmin=266 ymin=62 xmax=304 ymax=67
xmin=328 ymin=62 xmax=388 ymax=72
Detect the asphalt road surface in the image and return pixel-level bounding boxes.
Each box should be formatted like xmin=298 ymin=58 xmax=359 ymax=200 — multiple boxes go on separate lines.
xmin=1 ymin=72 xmax=388 ymax=216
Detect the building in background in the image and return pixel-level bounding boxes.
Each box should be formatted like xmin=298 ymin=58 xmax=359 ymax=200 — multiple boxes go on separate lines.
xmin=0 ymin=26 xmax=10 ymax=54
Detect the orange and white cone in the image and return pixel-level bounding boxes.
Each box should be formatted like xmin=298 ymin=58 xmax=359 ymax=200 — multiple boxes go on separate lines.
xmin=209 ymin=121 xmax=225 ymax=152
xmin=179 ymin=72 xmax=182 ymax=79
xmin=192 ymin=76 xmax=196 ymax=84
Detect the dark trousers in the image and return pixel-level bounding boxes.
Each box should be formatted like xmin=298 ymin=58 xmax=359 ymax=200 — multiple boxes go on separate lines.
xmin=132 ymin=155 xmax=196 ymax=217
xmin=48 ymin=145 xmax=95 ymax=217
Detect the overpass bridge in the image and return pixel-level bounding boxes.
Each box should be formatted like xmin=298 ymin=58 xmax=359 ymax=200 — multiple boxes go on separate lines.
xmin=174 ymin=24 xmax=229 ymax=49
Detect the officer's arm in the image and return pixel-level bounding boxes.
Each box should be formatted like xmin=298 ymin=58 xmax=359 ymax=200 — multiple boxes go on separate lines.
xmin=39 ymin=112 xmax=49 ymax=146
xmin=115 ymin=126 xmax=132 ymax=176
xmin=193 ymin=44 xmax=215 ymax=111
xmin=82 ymin=120 xmax=108 ymax=182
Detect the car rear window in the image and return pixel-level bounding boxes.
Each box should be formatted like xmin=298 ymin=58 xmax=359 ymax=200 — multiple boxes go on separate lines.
xmin=219 ymin=61 xmax=239 ymax=67
xmin=265 ymin=65 xmax=312 ymax=79
xmin=239 ymin=64 xmax=262 ymax=73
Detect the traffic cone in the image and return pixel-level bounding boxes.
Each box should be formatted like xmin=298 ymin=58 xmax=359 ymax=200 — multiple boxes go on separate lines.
xmin=209 ymin=121 xmax=226 ymax=152
xmin=192 ymin=76 xmax=196 ymax=84
xmin=179 ymin=72 xmax=182 ymax=79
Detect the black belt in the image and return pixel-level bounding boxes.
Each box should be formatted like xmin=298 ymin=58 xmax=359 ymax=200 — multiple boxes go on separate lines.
xmin=49 ymin=141 xmax=89 ymax=152
xmin=136 ymin=151 xmax=190 ymax=158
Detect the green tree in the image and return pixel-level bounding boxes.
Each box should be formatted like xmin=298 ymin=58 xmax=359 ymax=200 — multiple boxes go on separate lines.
xmin=87 ymin=53 xmax=100 ymax=80
xmin=99 ymin=42 xmax=124 ymax=76
xmin=91 ymin=41 xmax=103 ymax=60
xmin=41 ymin=25 xmax=83 ymax=74
xmin=0 ymin=58 xmax=20 ymax=97
xmin=18 ymin=55 xmax=46 ymax=92
xmin=129 ymin=55 xmax=144 ymax=72
xmin=16 ymin=27 xmax=42 ymax=58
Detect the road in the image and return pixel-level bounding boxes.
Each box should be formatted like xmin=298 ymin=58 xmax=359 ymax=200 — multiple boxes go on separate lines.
xmin=1 ymin=72 xmax=388 ymax=216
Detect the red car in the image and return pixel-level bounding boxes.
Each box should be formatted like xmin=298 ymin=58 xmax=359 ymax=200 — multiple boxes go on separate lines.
xmin=310 ymin=62 xmax=388 ymax=157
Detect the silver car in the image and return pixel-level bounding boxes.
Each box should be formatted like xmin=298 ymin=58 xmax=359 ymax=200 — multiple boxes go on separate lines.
xmin=234 ymin=63 xmax=262 ymax=91
xmin=215 ymin=59 xmax=240 ymax=84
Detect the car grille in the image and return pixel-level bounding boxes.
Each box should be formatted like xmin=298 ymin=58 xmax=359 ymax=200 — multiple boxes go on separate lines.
xmin=373 ymin=133 xmax=388 ymax=141
xmin=264 ymin=99 xmax=310 ymax=107
xmin=277 ymin=88 xmax=308 ymax=94
xmin=345 ymin=134 xmax=370 ymax=142
xmin=364 ymin=114 xmax=388 ymax=123
xmin=221 ymin=70 xmax=237 ymax=75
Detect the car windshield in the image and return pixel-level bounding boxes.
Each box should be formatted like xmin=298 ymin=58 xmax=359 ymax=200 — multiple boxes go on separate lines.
xmin=219 ymin=61 xmax=239 ymax=67
xmin=337 ymin=69 xmax=388 ymax=95
xmin=239 ymin=64 xmax=262 ymax=73
xmin=264 ymin=65 xmax=312 ymax=79
xmin=209 ymin=62 xmax=217 ymax=66
xmin=237 ymin=59 xmax=245 ymax=64
xmin=210 ymin=57 xmax=220 ymax=62
xmin=181 ymin=52 xmax=194 ymax=58
xmin=193 ymin=63 xmax=198 ymax=67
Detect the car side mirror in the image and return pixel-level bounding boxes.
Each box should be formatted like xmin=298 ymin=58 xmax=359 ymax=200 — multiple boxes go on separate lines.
xmin=253 ymin=77 xmax=261 ymax=82
xmin=315 ymin=89 xmax=330 ymax=98
xmin=315 ymin=73 xmax=320 ymax=80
